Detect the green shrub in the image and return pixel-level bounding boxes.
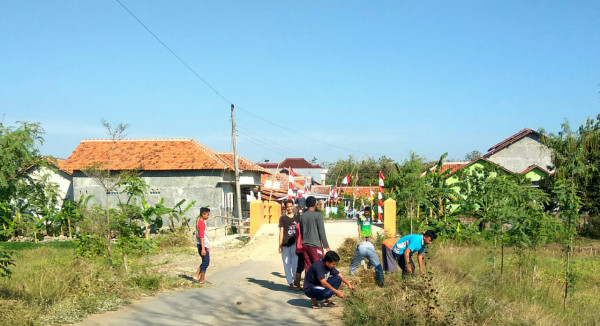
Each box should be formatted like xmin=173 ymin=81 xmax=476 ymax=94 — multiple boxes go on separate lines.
xmin=75 ymin=234 xmax=106 ymax=258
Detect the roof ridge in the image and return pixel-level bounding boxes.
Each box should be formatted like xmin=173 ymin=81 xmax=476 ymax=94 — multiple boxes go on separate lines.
xmin=190 ymin=139 xmax=229 ymax=170
xmin=80 ymin=138 xmax=195 ymax=142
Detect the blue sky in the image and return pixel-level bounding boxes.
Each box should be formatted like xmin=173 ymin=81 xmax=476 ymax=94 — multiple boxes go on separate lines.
xmin=2 ymin=1 xmax=598 ymax=165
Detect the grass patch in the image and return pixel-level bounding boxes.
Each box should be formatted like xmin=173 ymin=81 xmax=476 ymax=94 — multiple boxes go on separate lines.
xmin=0 ymin=241 xmax=76 ymax=251
xmin=337 ymin=239 xmax=600 ymax=326
xmin=0 ymin=243 xmax=196 ymax=326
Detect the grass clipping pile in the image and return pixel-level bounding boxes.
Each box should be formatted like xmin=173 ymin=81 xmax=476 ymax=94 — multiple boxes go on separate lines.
xmin=337 ymin=238 xmax=457 ymax=326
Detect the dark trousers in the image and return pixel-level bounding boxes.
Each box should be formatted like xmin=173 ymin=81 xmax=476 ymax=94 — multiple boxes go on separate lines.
xmin=392 ymin=251 xmax=414 ymax=275
xmin=296 ymin=252 xmax=305 ymax=274
xmin=382 ymin=244 xmax=397 ymax=273
xmin=304 ymin=275 xmax=342 ymax=301
xmin=197 ymin=244 xmax=210 ymax=272
xmin=303 ymin=245 xmax=324 ymax=273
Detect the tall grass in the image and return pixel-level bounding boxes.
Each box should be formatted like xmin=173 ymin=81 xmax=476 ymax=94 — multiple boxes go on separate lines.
xmin=0 ymin=242 xmax=195 ymax=326
xmin=339 ymin=240 xmax=600 ymax=326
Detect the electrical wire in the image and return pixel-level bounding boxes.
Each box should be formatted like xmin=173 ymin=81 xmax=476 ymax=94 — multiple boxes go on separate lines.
xmin=115 ymin=0 xmax=385 ymax=158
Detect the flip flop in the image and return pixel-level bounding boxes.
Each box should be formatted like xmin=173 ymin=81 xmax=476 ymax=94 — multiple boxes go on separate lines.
xmin=311 ymin=302 xmax=321 ymax=309
xmin=323 ymin=300 xmax=338 ymax=307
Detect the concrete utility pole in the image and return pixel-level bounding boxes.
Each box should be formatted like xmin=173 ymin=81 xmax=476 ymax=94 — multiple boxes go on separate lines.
xmin=231 ymin=104 xmax=243 ymax=229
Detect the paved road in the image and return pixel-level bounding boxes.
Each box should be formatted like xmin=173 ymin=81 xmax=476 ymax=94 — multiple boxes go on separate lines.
xmin=77 ymin=219 xmax=377 ymax=326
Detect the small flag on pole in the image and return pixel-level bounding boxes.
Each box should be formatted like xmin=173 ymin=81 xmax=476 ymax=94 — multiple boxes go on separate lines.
xmin=341 ymin=174 xmax=350 ymax=185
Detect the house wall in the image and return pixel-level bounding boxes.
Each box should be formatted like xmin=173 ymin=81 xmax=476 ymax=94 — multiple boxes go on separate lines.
xmin=29 ymin=167 xmax=73 ymax=206
xmin=72 ymin=169 xmax=263 ymax=228
xmin=72 ymin=170 xmax=228 ymax=227
xmin=292 ymin=168 xmax=328 ymax=184
xmin=486 ymin=135 xmax=553 ymax=173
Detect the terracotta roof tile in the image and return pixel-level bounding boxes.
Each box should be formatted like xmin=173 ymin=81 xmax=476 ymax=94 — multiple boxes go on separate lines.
xmin=215 ymin=152 xmax=270 ymax=173
xmin=63 ymin=139 xmax=264 ymax=172
xmin=521 ymin=164 xmax=553 ymax=176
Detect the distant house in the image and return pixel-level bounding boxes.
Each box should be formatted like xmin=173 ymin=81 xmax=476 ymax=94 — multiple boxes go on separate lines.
xmin=483 ymin=128 xmax=554 ymax=175
xmin=438 ymin=128 xmax=554 ymax=186
xmin=259 ymin=158 xmax=327 ymax=185
xmin=62 ymin=139 xmax=269 ymax=225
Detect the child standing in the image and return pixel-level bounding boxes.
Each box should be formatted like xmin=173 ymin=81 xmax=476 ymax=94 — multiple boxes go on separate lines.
xmin=193 ymin=207 xmax=211 ymax=284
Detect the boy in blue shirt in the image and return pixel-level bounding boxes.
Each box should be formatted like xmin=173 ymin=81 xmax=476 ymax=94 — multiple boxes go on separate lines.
xmin=392 ymin=230 xmax=436 ymax=276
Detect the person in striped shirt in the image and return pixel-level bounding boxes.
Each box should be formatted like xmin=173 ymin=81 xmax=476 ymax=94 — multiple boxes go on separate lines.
xmin=392 ymin=230 xmax=436 ymax=276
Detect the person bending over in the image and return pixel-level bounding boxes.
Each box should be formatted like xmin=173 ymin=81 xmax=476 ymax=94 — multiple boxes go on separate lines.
xmin=391 ymin=230 xmax=436 ymax=276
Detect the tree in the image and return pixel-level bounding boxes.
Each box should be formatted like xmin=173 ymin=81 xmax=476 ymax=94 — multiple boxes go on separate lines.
xmin=82 ymin=120 xmax=136 ymax=266
xmin=425 ymin=153 xmax=459 ymax=222
xmin=0 ymin=121 xmax=46 ymax=241
xmin=387 ymin=152 xmax=430 ymax=233
xmin=540 ymin=118 xmax=592 ymax=309
xmin=464 ymin=150 xmax=482 ymax=161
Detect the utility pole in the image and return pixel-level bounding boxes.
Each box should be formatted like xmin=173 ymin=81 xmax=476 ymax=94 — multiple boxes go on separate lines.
xmin=231 ymin=104 xmax=243 ymax=230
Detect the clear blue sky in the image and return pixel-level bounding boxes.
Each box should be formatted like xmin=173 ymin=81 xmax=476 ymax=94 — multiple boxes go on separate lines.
xmin=2 ymin=1 xmax=599 ymax=164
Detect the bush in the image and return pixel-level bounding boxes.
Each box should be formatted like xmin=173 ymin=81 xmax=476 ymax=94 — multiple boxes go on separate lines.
xmin=75 ymin=234 xmax=106 ymax=258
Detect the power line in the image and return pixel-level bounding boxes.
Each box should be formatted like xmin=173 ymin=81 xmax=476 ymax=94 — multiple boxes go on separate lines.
xmin=237 ymin=124 xmax=309 ymax=157
xmin=115 ymin=0 xmax=385 ymax=158
xmin=115 ymin=0 xmax=231 ymax=104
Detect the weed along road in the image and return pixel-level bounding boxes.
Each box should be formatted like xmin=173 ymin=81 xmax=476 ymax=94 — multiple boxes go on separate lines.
xmin=77 ymin=219 xmax=377 ymax=326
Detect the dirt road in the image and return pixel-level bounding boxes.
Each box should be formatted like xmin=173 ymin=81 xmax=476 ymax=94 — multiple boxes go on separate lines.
xmin=77 ymin=219 xmax=380 ymax=326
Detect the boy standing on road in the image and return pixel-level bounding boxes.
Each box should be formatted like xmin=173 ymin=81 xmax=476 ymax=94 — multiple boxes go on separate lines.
xmin=357 ymin=206 xmax=373 ymax=242
xmin=299 ymin=196 xmax=331 ymax=272
xmin=392 ymin=230 xmax=436 ymax=276
xmin=279 ymin=200 xmax=300 ymax=289
xmin=303 ymin=251 xmax=354 ymax=309
xmin=193 ymin=207 xmax=211 ymax=284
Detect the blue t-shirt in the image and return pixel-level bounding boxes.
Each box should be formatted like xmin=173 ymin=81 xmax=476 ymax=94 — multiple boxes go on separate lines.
xmin=392 ymin=234 xmax=426 ymax=255
xmin=303 ymin=259 xmax=339 ymax=291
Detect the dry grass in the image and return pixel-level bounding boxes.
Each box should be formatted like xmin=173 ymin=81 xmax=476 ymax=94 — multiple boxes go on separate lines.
xmin=0 ymin=243 xmax=197 ymax=326
xmin=337 ymin=240 xmax=600 ymax=326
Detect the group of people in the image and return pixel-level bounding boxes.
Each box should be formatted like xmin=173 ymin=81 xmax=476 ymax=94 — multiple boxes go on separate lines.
xmin=278 ymin=196 xmax=437 ymax=309
xmin=191 ymin=196 xmax=437 ymax=309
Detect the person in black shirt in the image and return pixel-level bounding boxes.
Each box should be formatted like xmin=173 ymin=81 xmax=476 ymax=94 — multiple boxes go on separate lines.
xmin=303 ymin=251 xmax=354 ymax=309
xmin=279 ymin=200 xmax=300 ymax=288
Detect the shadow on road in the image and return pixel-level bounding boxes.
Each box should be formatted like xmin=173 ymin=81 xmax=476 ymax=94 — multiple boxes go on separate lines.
xmin=270 ymin=271 xmax=286 ymax=279
xmin=246 ymin=277 xmax=295 ymax=292
xmin=287 ymin=298 xmax=310 ymax=308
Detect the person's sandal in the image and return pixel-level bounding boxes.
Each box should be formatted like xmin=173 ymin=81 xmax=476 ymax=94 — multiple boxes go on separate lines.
xmin=311 ymin=299 xmax=321 ymax=309
xmin=323 ymin=300 xmax=338 ymax=307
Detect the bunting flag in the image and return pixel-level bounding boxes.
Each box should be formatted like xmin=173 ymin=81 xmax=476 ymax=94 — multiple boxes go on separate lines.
xmin=378 ymin=171 xmax=384 ymax=222
xmin=304 ymin=178 xmax=309 ymax=192
xmin=355 ymin=171 xmax=359 ymax=183
xmin=341 ymin=174 xmax=350 ymax=185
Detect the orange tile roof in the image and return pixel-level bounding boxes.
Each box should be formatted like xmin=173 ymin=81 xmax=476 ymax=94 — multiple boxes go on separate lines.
xmin=215 ymin=152 xmax=269 ymax=173
xmin=63 ymin=139 xmax=266 ymax=172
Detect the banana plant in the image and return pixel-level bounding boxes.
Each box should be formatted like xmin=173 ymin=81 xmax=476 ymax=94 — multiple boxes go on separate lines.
xmin=171 ymin=199 xmax=196 ymax=230
xmin=140 ymin=196 xmax=166 ymax=239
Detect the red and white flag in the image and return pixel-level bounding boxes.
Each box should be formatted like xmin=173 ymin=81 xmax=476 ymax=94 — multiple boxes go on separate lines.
xmin=378 ymin=171 xmax=384 ymax=222
xmin=341 ymin=174 xmax=350 ymax=185
xmin=288 ymin=171 xmax=295 ymax=199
